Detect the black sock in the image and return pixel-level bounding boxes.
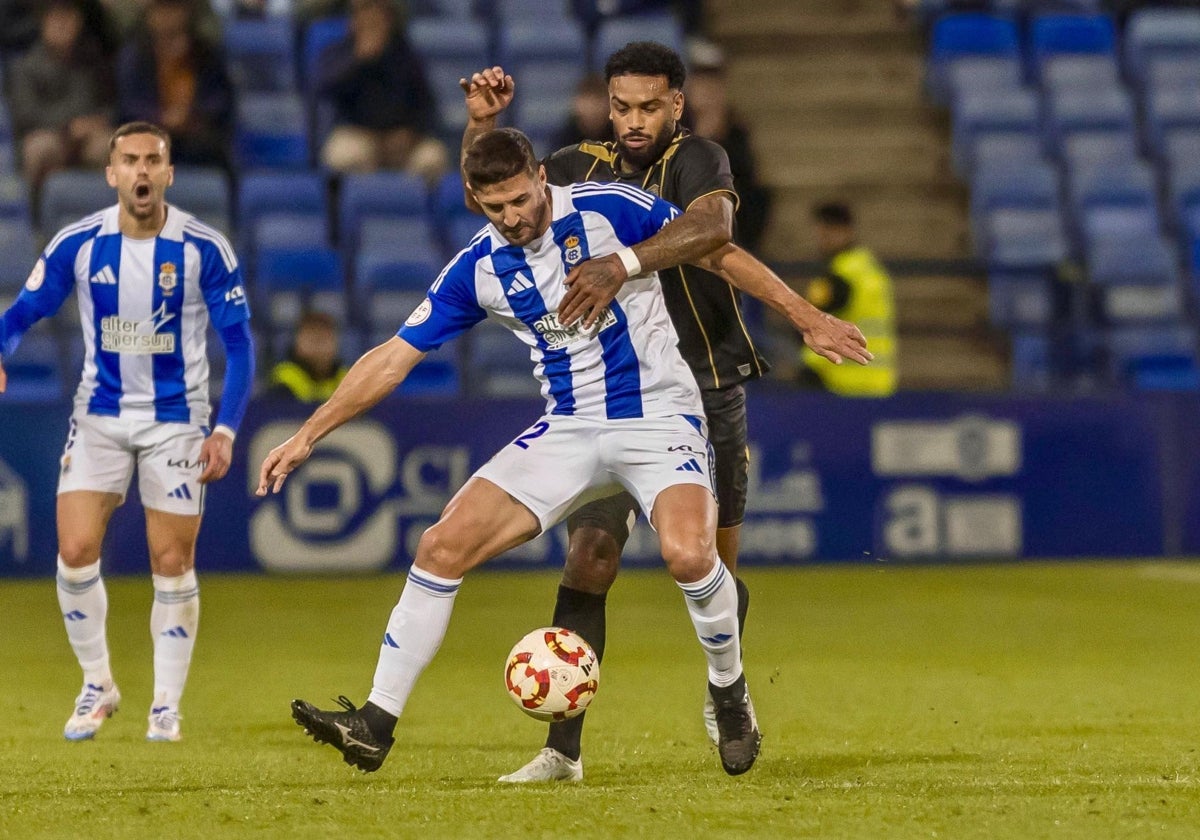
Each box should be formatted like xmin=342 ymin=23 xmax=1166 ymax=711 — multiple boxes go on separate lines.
xmin=735 ymin=576 xmax=750 ymax=640
xmin=544 ymin=585 xmax=607 ymax=761
xmin=709 ymin=672 xmax=748 ymax=707
xmin=361 ymin=701 xmax=398 ymax=742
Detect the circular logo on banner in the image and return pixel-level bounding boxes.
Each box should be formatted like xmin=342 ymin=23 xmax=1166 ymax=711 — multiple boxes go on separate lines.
xmin=24 ymin=259 xmax=45 ymax=292
xmin=405 ymin=299 xmax=432 ymax=327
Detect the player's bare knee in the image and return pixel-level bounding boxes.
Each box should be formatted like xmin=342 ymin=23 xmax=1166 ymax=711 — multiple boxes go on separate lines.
xmin=414 ymin=524 xmax=470 ymax=580
xmin=563 ymin=533 xmax=620 ymax=593
xmin=57 ymin=539 xmax=101 ymax=568
xmin=659 ymin=540 xmax=716 ymax=583
xmin=151 ymin=549 xmax=194 ymax=578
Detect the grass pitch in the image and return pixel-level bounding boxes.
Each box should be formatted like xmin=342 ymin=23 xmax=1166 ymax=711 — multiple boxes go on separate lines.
xmin=3 ymin=561 xmax=1200 ymax=839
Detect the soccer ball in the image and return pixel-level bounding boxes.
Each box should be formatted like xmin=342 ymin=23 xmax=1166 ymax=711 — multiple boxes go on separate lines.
xmin=503 ymin=627 xmax=599 ymax=722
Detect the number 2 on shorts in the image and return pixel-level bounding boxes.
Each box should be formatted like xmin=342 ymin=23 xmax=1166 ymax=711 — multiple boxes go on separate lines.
xmin=512 ymin=421 xmax=550 ymax=450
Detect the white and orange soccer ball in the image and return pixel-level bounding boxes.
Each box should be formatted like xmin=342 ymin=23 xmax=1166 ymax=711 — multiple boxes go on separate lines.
xmin=503 ymin=627 xmax=599 ymax=722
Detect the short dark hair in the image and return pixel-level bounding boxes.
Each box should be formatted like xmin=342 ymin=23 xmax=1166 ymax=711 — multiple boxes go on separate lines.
xmin=813 ymin=202 xmax=855 ymax=227
xmin=604 ymin=41 xmax=687 ymax=90
xmin=108 ymin=122 xmax=172 ymax=157
xmin=463 ymin=128 xmax=538 ymax=189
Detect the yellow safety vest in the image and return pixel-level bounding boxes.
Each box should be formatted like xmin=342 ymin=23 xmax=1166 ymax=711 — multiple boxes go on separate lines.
xmin=269 ymin=361 xmax=347 ymax=403
xmin=802 ymin=246 xmax=897 ymax=396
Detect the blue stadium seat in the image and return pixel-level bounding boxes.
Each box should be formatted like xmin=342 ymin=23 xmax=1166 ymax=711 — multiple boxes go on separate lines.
xmin=988 ymin=271 xmax=1059 ymax=330
xmin=1043 ymin=87 xmax=1136 ymax=150
xmin=2 ymin=329 xmax=65 ymax=403
xmin=1067 ymin=159 xmax=1157 ymax=218
xmin=984 ymin=207 xmax=1068 ymax=269
xmin=1030 ymin=13 xmax=1116 ymax=64
xmin=928 ymin=13 xmax=1020 ymax=103
xmin=1060 ymin=129 xmax=1138 ymax=173
xmin=1143 ymin=87 xmax=1200 ymax=159
xmin=398 ymin=355 xmax=461 ymax=397
xmin=411 ymin=0 xmax=477 ymax=17
xmin=446 ymin=215 xmax=489 ymax=259
xmin=254 ymin=213 xmax=331 ymax=252
xmin=946 ymin=56 xmax=1023 ymax=104
xmin=302 ymin=16 xmax=350 ymax=92
xmin=224 ymin=17 xmax=297 ymax=93
xmin=594 ymin=12 xmax=685 ymax=69
xmin=1088 ymin=235 xmax=1182 ymax=323
xmin=1167 ymin=165 xmax=1200 ymax=232
xmin=357 ymin=217 xmax=441 ymax=257
xmin=0 ymin=219 xmax=40 ymax=293
xmin=1144 ymin=55 xmax=1200 ymax=98
xmin=1041 ymin=54 xmax=1120 ymax=92
xmin=1080 ymin=203 xmax=1161 ymax=250
xmin=465 ymin=321 xmax=540 ymax=397
xmin=338 ymin=171 xmax=429 ymax=244
xmin=236 ymin=170 xmax=326 ymax=259
xmin=952 ymin=88 xmax=1040 ymax=172
xmin=0 ymin=174 xmax=30 ymax=221
xmin=360 ymin=285 xmax=428 ymax=333
xmin=1106 ymin=324 xmax=1199 ymax=386
xmin=255 ymin=246 xmax=346 ymax=328
xmin=1123 ymin=8 xmax=1200 ymax=85
xmin=234 ymin=93 xmax=311 ymax=169
xmin=408 ymin=18 xmax=491 ymax=133
xmin=40 ymin=170 xmax=112 ymax=235
xmin=0 ymin=103 xmax=13 ymax=174
xmin=495 ymin=0 xmax=571 ymax=21
xmin=170 ymin=167 xmax=231 ymax=235
xmin=971 ymin=160 xmax=1060 ymax=215
xmin=1009 ymin=331 xmax=1054 ymax=392
xmin=966 ymin=130 xmax=1044 ymax=176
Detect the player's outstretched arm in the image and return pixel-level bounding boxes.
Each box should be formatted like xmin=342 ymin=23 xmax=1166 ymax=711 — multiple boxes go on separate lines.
xmin=696 ymin=243 xmax=873 ymax=366
xmin=459 ymin=66 xmax=515 ymax=214
xmin=559 ymin=193 xmax=735 ymax=328
xmin=0 ymin=356 xmax=6 ymax=394
xmin=256 ymin=336 xmax=426 ymax=496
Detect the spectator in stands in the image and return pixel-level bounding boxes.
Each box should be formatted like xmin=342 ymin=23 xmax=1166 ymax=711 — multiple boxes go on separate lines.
xmin=798 ymin=202 xmax=897 ymax=396
xmin=116 ymin=0 xmax=234 ymax=169
xmin=683 ymin=54 xmax=772 ymax=253
xmin=552 ymin=74 xmax=611 ymax=150
xmin=267 ymin=311 xmax=349 ymax=403
xmin=315 ymin=0 xmax=448 ymax=182
xmin=8 ymin=0 xmax=116 ymax=196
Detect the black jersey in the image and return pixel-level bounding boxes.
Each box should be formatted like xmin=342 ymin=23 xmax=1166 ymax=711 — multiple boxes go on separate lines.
xmin=543 ymin=129 xmax=770 ymax=390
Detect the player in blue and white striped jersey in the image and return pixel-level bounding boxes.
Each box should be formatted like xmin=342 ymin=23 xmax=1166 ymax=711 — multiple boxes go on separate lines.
xmin=261 ymin=128 xmax=760 ymax=777
xmin=0 ymin=122 xmax=255 ymax=744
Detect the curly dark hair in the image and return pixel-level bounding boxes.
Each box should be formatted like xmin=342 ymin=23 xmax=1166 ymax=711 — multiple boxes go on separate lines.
xmin=463 ymin=128 xmax=538 ymax=189
xmin=603 ymin=41 xmax=686 ymax=90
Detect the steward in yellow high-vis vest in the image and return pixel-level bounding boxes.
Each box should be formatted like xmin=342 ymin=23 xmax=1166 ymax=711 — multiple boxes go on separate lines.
xmin=266 ymin=311 xmax=349 ymax=403
xmin=801 ymin=203 xmax=897 ymax=396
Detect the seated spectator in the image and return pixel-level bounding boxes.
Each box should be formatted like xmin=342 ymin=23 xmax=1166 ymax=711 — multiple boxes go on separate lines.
xmin=316 ymin=0 xmax=448 ymax=182
xmin=552 ymin=74 xmax=611 ymax=150
xmin=116 ymin=0 xmax=234 ymax=168
xmin=8 ymin=0 xmax=115 ymax=195
xmin=683 ymin=54 xmax=772 ymax=252
xmin=267 ymin=312 xmax=350 ymax=402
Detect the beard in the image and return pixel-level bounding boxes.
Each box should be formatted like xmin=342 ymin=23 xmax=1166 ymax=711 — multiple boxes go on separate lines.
xmin=617 ymin=121 xmax=675 ymax=170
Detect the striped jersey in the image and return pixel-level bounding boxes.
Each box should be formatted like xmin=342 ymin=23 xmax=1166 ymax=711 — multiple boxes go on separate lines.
xmin=399 ymin=182 xmax=703 ymax=420
xmin=25 ymin=204 xmax=249 ymax=424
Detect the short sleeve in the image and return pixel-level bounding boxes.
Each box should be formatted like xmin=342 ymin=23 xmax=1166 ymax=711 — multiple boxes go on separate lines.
xmin=669 ymin=137 xmax=738 ymax=212
xmin=397 ymin=249 xmax=488 ymax=351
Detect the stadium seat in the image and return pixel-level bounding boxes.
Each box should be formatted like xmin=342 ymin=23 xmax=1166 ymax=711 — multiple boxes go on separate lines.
xmin=234 ymin=93 xmax=311 ymax=169
xmin=0 ymin=174 xmax=30 ymax=221
xmin=1043 ymin=87 xmax=1136 ymax=150
xmin=224 ymin=17 xmax=297 ymax=93
xmin=928 ymin=13 xmax=1020 ymax=103
xmin=254 ymin=213 xmax=331 ymax=252
xmin=2 ymin=329 xmax=65 ymax=403
xmin=39 ymin=170 xmax=112 ymax=235
xmin=1123 ymin=8 xmax=1200 ymax=84
xmin=1080 ymin=203 xmax=1161 ymax=251
xmin=988 ymin=268 xmax=1062 ymax=329
xmin=0 ymin=219 xmax=42 ymax=293
xmin=357 ymin=217 xmax=441 ymax=257
xmin=1167 ymin=165 xmax=1200 ymax=232
xmin=1041 ymin=55 xmax=1120 ymax=92
xmin=1088 ymin=235 xmax=1182 ymax=323
xmin=1066 ymin=159 xmax=1158 ymax=222
xmin=1106 ymin=324 xmax=1199 ymax=386
xmin=1144 ymin=55 xmax=1200 ymax=98
xmin=465 ymin=320 xmax=540 ymax=397
xmin=170 ymin=167 xmax=231 ymax=235
xmin=408 ymin=18 xmax=491 ymax=133
xmin=946 ymin=56 xmax=1024 ymax=102
xmin=594 ymin=12 xmax=686 ymax=69
xmin=302 ymin=16 xmax=351 ymax=92
xmin=411 ymin=0 xmax=477 ymax=17
xmin=255 ymin=246 xmax=347 ymax=328
xmin=984 ymin=207 xmax=1068 ymax=269
xmin=971 ymin=160 xmax=1060 ymax=217
xmin=952 ymin=88 xmax=1040 ymax=172
xmin=1009 ymin=331 xmax=1054 ymax=391
xmin=398 ymin=355 xmax=461 ymax=397
xmin=237 ymin=170 xmax=327 ymax=237
xmin=966 ymin=130 xmax=1044 ymax=175
xmin=1060 ymin=129 xmax=1139 ymax=173
xmin=1030 ymin=13 xmax=1116 ymax=63
xmin=338 ymin=171 xmax=429 ymax=243
xmin=1143 ymin=87 xmax=1200 ymax=159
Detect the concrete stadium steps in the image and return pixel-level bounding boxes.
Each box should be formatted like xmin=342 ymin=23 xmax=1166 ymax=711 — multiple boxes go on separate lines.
xmin=708 ymin=0 xmax=1004 ymax=390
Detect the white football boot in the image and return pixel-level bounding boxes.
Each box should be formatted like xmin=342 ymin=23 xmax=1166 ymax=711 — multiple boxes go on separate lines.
xmin=146 ymin=706 xmax=182 ymax=742
xmin=703 ymin=689 xmax=719 ymax=745
xmin=64 ymin=683 xmax=121 ymax=741
xmin=498 ymin=748 xmax=583 ymax=783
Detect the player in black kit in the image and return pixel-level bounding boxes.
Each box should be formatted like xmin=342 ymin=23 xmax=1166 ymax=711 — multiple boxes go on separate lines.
xmin=461 ymin=42 xmax=871 ymax=781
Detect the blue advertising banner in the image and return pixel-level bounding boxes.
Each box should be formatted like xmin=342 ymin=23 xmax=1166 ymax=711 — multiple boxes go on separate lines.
xmin=0 ymin=390 xmax=1187 ymax=578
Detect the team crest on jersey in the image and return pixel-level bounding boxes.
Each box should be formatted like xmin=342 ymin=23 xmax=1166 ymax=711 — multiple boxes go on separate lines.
xmin=158 ymin=262 xmax=178 ymax=296
xmin=405 ymin=298 xmax=432 ymax=327
xmin=24 ymin=259 xmax=45 ymax=292
xmin=563 ymin=235 xmax=583 ymax=266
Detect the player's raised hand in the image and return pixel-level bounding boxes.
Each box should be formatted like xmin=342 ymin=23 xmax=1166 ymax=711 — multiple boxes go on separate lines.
xmin=559 ymin=254 xmax=627 ymax=329
xmin=800 ymin=312 xmax=873 ymax=366
xmin=197 ymin=432 xmax=233 ymax=484
xmin=460 ymin=66 xmax=515 ymax=122
xmin=256 ymin=434 xmax=314 ymax=496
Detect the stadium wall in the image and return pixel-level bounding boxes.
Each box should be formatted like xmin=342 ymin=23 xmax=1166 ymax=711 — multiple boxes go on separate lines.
xmin=1 ymin=391 xmax=1197 ymax=577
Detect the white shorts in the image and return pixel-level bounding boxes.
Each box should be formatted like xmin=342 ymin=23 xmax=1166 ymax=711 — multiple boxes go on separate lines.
xmin=57 ymin=413 xmax=207 ymax=516
xmin=473 ymin=413 xmax=714 ymax=532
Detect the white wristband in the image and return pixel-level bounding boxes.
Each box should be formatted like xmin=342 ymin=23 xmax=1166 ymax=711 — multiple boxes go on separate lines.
xmin=211 ymin=424 xmax=236 ymax=442
xmin=615 ymin=247 xmax=641 ymax=278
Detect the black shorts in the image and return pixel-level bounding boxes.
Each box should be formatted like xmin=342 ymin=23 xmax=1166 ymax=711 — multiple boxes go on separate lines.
xmin=566 ymin=384 xmax=749 ymax=541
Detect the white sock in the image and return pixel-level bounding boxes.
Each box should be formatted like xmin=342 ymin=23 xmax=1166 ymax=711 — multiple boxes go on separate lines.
xmin=150 ymin=569 xmax=200 ymax=712
xmin=677 ymin=561 xmax=743 ymax=687
xmin=56 ymin=557 xmax=112 ymax=687
xmin=367 ymin=566 xmax=462 ymax=717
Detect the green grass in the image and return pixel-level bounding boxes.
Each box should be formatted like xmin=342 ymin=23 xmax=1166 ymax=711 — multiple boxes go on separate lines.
xmin=4 ymin=562 xmax=1200 ymax=838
